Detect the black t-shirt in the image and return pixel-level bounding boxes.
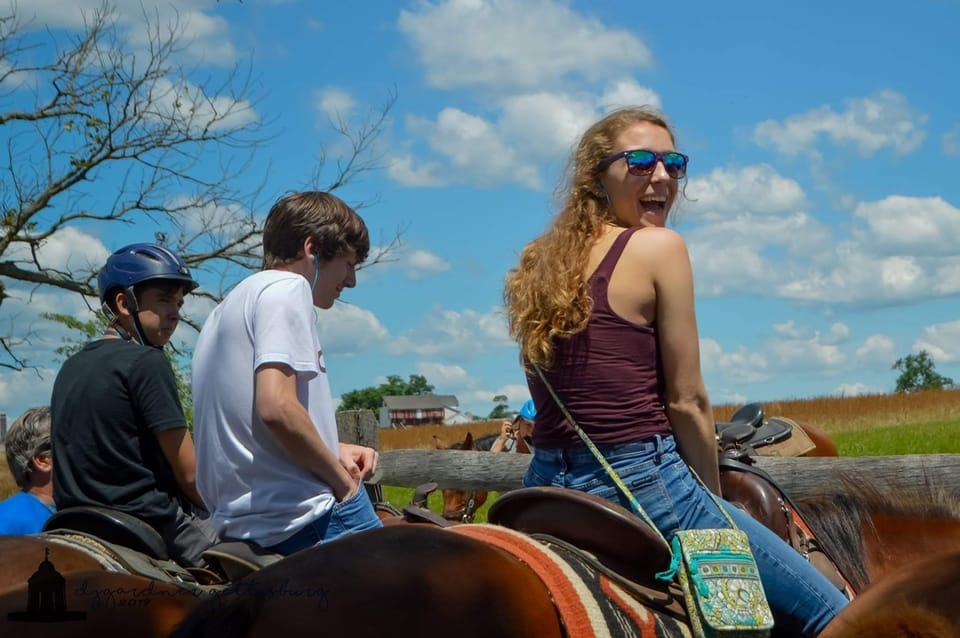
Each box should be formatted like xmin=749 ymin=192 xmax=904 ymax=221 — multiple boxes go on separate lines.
xmin=51 ymin=339 xmax=187 ymax=527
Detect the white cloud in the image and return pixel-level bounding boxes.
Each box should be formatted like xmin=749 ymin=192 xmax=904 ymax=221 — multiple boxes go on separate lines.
xmin=943 ymin=125 xmax=960 ymax=156
xmin=855 ymin=334 xmax=895 ymax=362
xmin=599 ymin=79 xmax=661 ymax=111
xmin=5 ymin=226 xmax=110 ymax=275
xmin=416 ymin=362 xmax=472 ymax=387
xmin=772 ymin=320 xmax=806 ymax=339
xmin=397 ymin=109 xmax=542 ymax=189
xmin=833 ymin=382 xmax=883 ymax=397
xmin=316 ymin=303 xmax=389 ymax=355
xmin=686 ymin=164 xmax=806 ymax=219
xmin=700 ymin=339 xmax=771 ymax=384
xmin=753 ymin=90 xmax=927 ymax=156
xmin=402 ymin=250 xmax=451 ymax=280
xmin=314 ymin=87 xmax=356 ymax=120
xmin=0 ymin=366 xmax=60 ymax=413
xmin=499 ymin=92 xmax=599 ymax=159
xmin=388 ymin=307 xmax=512 ymax=358
xmin=826 ymin=322 xmax=850 ymax=344
xmin=397 ymin=0 xmax=651 ymax=92
xmin=387 ymin=155 xmax=446 ymax=187
xmin=144 ymin=77 xmax=258 ymax=133
xmin=687 ymin=212 xmax=833 ymax=297
xmin=853 ymin=196 xmax=960 ymax=257
xmin=18 ymin=1 xmax=238 ymax=67
xmin=914 ymin=321 xmax=960 ymax=363
xmin=768 ymin=336 xmax=845 ymax=368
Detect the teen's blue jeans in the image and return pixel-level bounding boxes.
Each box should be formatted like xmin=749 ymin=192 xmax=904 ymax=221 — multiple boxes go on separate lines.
xmin=267 ymin=486 xmax=383 ymax=555
xmin=523 ymin=435 xmax=848 ymax=637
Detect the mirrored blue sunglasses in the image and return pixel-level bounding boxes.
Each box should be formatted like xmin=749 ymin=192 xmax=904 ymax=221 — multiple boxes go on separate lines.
xmin=596 ymin=149 xmax=689 ymax=179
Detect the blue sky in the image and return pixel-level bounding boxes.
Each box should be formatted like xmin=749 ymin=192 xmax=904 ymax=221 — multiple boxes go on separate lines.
xmin=2 ymin=0 xmax=959 ymax=423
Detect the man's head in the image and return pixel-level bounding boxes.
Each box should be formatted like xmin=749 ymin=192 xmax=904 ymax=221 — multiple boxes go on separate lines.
xmin=4 ymin=407 xmax=52 ymax=491
xmin=98 ymin=243 xmax=198 ymax=348
xmin=261 ymin=191 xmax=370 ymax=309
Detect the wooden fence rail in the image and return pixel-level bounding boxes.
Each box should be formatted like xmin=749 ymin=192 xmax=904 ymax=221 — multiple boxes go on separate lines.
xmin=371 ymin=450 xmax=960 ymax=500
xmin=335 ymin=410 xmax=960 ymax=500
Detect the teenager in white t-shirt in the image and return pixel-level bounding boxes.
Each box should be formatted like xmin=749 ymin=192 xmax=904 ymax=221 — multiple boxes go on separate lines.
xmin=192 ymin=191 xmax=381 ymax=553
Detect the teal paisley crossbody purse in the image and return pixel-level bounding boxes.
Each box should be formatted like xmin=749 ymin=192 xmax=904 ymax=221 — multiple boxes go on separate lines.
xmin=533 ymin=366 xmax=774 ymax=638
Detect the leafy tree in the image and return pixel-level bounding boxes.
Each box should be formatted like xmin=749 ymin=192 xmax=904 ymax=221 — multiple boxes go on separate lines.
xmin=892 ymin=350 xmax=954 ymax=393
xmin=488 ymin=394 xmax=510 ymax=419
xmin=338 ymin=374 xmax=435 ymax=412
xmin=0 ymin=6 xmax=397 ymax=372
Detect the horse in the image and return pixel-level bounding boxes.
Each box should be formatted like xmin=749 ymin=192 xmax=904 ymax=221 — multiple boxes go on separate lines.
xmin=165 ymin=482 xmax=960 ymax=638
xmin=0 ymin=535 xmax=210 ymax=638
xmin=795 ymin=473 xmax=960 ymax=589
xmin=433 ymin=432 xmax=503 ymax=522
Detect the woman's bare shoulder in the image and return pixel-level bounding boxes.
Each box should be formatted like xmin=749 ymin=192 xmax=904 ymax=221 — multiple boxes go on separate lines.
xmin=624 ymin=226 xmax=688 ymax=255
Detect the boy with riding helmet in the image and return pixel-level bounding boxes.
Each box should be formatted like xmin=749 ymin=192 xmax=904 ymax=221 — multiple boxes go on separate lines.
xmin=50 ymin=243 xmax=217 ymax=567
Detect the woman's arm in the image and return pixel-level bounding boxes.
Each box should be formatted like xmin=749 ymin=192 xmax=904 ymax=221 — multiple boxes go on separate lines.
xmin=645 ymin=229 xmax=721 ymax=494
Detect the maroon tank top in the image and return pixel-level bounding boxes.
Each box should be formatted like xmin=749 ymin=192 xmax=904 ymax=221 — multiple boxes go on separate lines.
xmin=529 ymin=227 xmax=672 ymax=448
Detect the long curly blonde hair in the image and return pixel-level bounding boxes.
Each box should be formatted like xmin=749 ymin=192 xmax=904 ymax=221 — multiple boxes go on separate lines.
xmin=503 ymin=106 xmax=678 ymax=369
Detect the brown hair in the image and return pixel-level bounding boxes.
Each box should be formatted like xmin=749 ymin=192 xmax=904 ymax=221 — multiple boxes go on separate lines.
xmin=262 ymin=191 xmax=370 ymax=269
xmin=503 ymin=106 xmax=679 ymax=368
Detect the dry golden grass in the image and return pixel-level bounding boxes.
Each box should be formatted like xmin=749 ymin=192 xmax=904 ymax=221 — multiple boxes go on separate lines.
xmin=0 ymin=464 xmax=16 ymax=500
xmin=382 ymin=388 xmax=960 ymax=449
xmin=713 ymin=388 xmax=960 ymax=435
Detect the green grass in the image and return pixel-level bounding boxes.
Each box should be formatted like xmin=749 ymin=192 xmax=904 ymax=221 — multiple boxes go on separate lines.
xmin=380 ymin=484 xmax=498 ymax=523
xmin=834 ymin=420 xmax=960 ymax=456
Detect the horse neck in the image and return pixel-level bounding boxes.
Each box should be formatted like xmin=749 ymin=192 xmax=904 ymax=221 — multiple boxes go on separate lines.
xmin=865 ymin=513 xmax=960 ymax=582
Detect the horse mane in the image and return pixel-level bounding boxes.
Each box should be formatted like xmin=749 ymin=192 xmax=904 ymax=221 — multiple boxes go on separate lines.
xmin=797 ymin=470 xmax=960 ymax=593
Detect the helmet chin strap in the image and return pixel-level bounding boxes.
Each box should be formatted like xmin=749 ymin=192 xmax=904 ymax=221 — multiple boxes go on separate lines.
xmin=105 ymin=289 xmax=161 ymax=349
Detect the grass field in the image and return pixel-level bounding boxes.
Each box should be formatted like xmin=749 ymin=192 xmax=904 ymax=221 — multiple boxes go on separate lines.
xmin=3 ymin=389 xmax=959 ymax=520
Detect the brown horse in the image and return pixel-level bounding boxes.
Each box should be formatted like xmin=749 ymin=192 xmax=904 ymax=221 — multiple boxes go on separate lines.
xmin=0 ymin=536 xmax=208 ymax=638
xmin=164 ymin=493 xmax=960 ymax=638
xmin=434 ymin=432 xmax=500 ymax=522
xmin=796 ymin=473 xmax=960 ymax=588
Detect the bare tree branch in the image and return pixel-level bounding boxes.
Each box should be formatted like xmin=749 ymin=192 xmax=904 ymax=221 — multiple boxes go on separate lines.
xmin=0 ymin=4 xmax=400 ymax=372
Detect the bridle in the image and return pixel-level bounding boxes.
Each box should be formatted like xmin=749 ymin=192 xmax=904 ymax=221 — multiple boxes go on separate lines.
xmin=443 ymin=490 xmax=480 ymax=524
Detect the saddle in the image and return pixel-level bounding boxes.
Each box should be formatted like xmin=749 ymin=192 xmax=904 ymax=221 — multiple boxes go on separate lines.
xmin=44 ymin=506 xmax=171 ymax=560
xmin=42 ymin=505 xmax=283 ymax=584
xmin=720 ymin=458 xmax=855 ymax=599
xmin=488 ymin=486 xmax=672 ymax=584
xmin=716 ymin=403 xmax=797 ymax=454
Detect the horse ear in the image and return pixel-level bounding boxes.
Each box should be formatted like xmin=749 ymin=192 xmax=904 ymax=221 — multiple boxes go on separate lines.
xmin=463 ymin=432 xmax=474 ymax=450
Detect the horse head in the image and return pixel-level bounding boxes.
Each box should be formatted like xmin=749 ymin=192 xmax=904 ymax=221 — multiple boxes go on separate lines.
xmin=438 ymin=432 xmax=488 ymax=523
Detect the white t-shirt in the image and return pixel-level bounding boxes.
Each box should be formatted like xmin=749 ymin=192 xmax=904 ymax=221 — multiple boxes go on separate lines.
xmin=192 ymin=270 xmax=338 ymax=546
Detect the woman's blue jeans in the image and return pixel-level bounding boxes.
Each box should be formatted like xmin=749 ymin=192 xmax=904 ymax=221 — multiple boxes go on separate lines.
xmin=524 ymin=435 xmax=848 ymax=637
xmin=267 ymin=486 xmax=383 ymax=556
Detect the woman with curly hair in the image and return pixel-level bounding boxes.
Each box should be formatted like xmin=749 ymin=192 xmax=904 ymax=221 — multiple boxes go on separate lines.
xmin=503 ymin=106 xmax=847 ymax=636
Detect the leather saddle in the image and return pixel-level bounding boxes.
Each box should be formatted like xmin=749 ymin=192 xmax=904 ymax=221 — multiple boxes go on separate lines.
xmin=42 ymin=505 xmax=284 ymax=584
xmin=44 ymin=506 xmax=171 ymax=560
xmin=716 ymin=402 xmax=794 ymax=453
xmin=488 ymin=486 xmax=672 ymax=586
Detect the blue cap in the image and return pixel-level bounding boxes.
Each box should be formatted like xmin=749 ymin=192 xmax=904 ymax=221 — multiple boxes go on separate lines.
xmin=519 ymin=399 xmax=536 ymax=422
xmin=98 ymin=243 xmax=198 ymax=303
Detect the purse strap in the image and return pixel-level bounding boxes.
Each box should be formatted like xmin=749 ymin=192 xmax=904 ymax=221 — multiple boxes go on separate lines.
xmin=531 ymin=364 xmax=738 ymax=542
